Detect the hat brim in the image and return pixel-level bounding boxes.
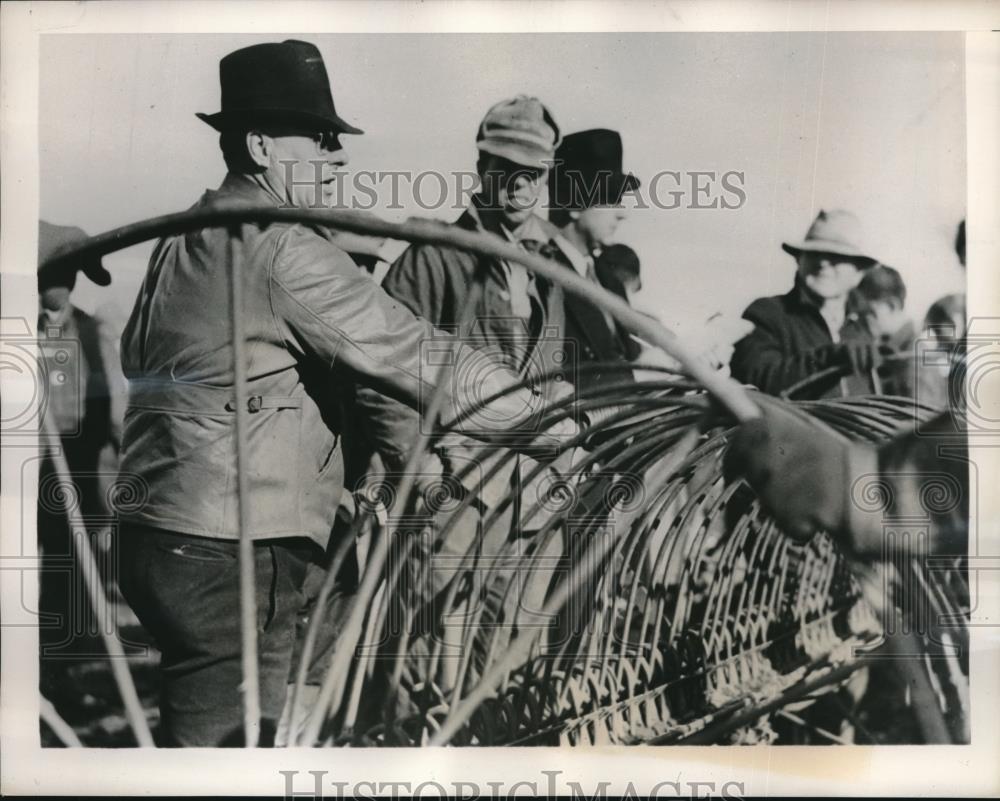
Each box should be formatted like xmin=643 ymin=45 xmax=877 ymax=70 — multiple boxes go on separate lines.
xmin=477 ymin=140 xmax=554 ymax=170
xmin=196 ymin=109 xmax=363 ymax=136
xmin=549 ymin=171 xmax=641 ymax=210
xmin=782 ymin=240 xmax=877 ymax=266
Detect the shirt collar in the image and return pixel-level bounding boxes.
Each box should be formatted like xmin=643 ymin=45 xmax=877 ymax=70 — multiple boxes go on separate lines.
xmin=553 ymin=235 xmax=592 ymax=278
xmin=467 ymin=198 xmax=549 ymax=244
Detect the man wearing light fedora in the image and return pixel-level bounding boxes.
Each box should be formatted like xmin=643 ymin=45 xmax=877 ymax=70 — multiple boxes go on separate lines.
xmin=730 ymin=209 xmax=886 ymax=399
xmin=116 ymin=40 xmax=573 ymax=747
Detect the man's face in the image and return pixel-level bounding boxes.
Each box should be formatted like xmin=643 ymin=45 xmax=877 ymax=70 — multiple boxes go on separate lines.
xmin=796 ymin=251 xmax=866 ymax=300
xmin=868 ymin=299 xmax=907 ymax=337
xmin=38 ymin=269 xmax=75 ymax=313
xmin=478 ymin=155 xmax=547 ymax=229
xmin=262 ymin=128 xmax=349 ymax=208
xmin=574 ymin=206 xmax=629 ymax=251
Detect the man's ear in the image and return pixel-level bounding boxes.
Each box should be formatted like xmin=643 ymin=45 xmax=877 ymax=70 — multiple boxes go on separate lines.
xmin=246 ymin=130 xmax=271 ymax=168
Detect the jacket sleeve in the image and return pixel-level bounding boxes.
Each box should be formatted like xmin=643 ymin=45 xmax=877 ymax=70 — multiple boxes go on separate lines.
xmin=730 ymin=299 xmax=845 ymax=395
xmin=352 ymin=243 xmax=447 ymax=471
xmin=268 ymin=227 xmax=542 ymax=454
xmin=95 ymin=314 xmax=128 ymax=451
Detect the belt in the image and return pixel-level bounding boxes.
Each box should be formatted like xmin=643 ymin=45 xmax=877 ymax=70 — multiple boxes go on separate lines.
xmin=127 ymin=378 xmax=303 ymax=416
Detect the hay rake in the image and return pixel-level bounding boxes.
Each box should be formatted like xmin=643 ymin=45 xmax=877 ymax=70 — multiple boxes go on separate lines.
xmin=37 ymin=206 xmax=969 ymax=747
xmin=293 ymin=378 xmax=948 ymax=747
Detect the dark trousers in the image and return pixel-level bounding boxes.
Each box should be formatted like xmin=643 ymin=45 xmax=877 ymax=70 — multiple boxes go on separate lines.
xmin=118 ymin=525 xmax=352 ymax=747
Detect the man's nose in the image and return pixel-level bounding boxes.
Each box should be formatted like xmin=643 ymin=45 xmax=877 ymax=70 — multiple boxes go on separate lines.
xmin=512 ymin=172 xmax=540 ymax=191
xmin=324 ymin=147 xmax=349 ymax=168
xmin=615 ymin=207 xmax=629 ymax=221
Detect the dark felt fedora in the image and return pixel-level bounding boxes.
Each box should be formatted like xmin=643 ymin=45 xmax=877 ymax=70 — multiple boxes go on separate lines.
xmin=196 ymin=39 xmax=363 ymax=135
xmin=548 ymin=128 xmax=639 ymax=210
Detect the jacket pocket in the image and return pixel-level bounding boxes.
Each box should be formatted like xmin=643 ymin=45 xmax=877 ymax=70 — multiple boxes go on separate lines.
xmin=245 ymin=405 xmax=303 ymax=533
xmin=156 ymin=538 xmax=237 ymax=562
xmin=316 ymin=431 xmax=340 ymax=477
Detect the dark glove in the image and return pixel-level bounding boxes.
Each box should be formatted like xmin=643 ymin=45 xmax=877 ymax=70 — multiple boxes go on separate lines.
xmin=723 ymin=395 xmax=877 ymax=544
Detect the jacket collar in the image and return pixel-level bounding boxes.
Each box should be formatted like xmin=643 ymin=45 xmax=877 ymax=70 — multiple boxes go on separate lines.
xmin=463 ymin=196 xmax=553 ymax=244
xmin=786 ymin=275 xmax=864 ymax=330
xmin=210 ymin=172 xmax=287 ymax=208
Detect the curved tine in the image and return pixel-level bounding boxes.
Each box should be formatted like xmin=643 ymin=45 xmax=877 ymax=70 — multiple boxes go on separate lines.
xmin=423 ymin=519 xmax=491 ymax=694
xmin=757 ymin=522 xmax=790 ymax=637
xmin=614 ymin=476 xmax=689 ymax=674
xmin=42 ymin=204 xmax=763 ymax=425
xmin=803 ymin=539 xmax=831 ymax=621
xmin=589 ymin=431 xmax=707 ymax=681
xmin=40 ymin=696 xmax=85 ymax=748
xmin=521 ymin=407 xmax=699 ymax=542
xmin=711 ymin=482 xmax=769 ymax=651
xmin=607 ymin=443 xmax=699 ymax=666
xmin=805 ymin=403 xmax=906 ymax=440
xmin=735 ymin=514 xmax=779 ymax=651
xmin=435 ymin=406 xmax=700 ymax=668
xmin=472 ymin=536 xmax=560 ymax=699
xmin=39 ymin=410 xmax=155 ymax=748
xmin=546 ymin=419 xmax=702 ymax=680
xmin=346 ymin=579 xmax=399 ymax=736
xmin=779 ymin=365 xmax=848 ymax=400
xmin=365 ymin=526 xmax=424 ymax=729
xmin=573 ymin=438 xmax=666 ymax=665
xmin=287 ymin=512 xmax=371 ymax=742
xmin=374 ymin=268 xmax=512 ymax=729
xmin=813 ymin=539 xmax=841 ymax=620
xmin=640 ymin=455 xmax=726 ymax=653
xmin=446 ymin=414 xmax=683 ymax=701
xmin=720 ymin=528 xmax=759 ymax=655
xmin=702 ymin=474 xmax=761 ymax=635
xmin=661 ymin=458 xmax=738 ymax=642
xmin=699 ymin=495 xmax=757 ymax=649
xmin=299 ymin=282 xmax=487 ymax=747
xmin=430 ymin=427 xmax=702 ymax=746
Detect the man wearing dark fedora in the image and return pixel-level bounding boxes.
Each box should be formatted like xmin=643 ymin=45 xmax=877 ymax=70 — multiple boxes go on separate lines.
xmin=548 ymin=128 xmax=641 ymax=392
xmin=115 ymin=40 xmax=573 ymax=747
xmin=730 ymin=209 xmax=887 ymax=399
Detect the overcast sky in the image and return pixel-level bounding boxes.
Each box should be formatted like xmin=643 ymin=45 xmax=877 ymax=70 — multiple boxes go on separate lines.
xmin=40 ymin=32 xmax=966 ymax=335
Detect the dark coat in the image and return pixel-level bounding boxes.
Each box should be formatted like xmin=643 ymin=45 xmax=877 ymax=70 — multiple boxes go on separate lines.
xmin=730 ymin=280 xmax=876 ymax=399
xmin=552 ymin=241 xmax=637 ymax=393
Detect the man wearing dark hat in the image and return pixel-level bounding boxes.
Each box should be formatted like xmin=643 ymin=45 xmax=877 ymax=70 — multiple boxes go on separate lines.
xmin=354 ymin=96 xmax=572 ymax=692
xmin=730 ymin=209 xmax=887 ymax=399
xmin=115 ymin=42 xmax=572 ymax=747
xmin=548 ymin=129 xmax=641 ymax=391
xmin=37 ymin=221 xmax=126 ymax=700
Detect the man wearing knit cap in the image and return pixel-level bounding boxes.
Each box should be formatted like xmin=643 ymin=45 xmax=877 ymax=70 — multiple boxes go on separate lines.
xmin=355 ymin=96 xmax=574 ymax=693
